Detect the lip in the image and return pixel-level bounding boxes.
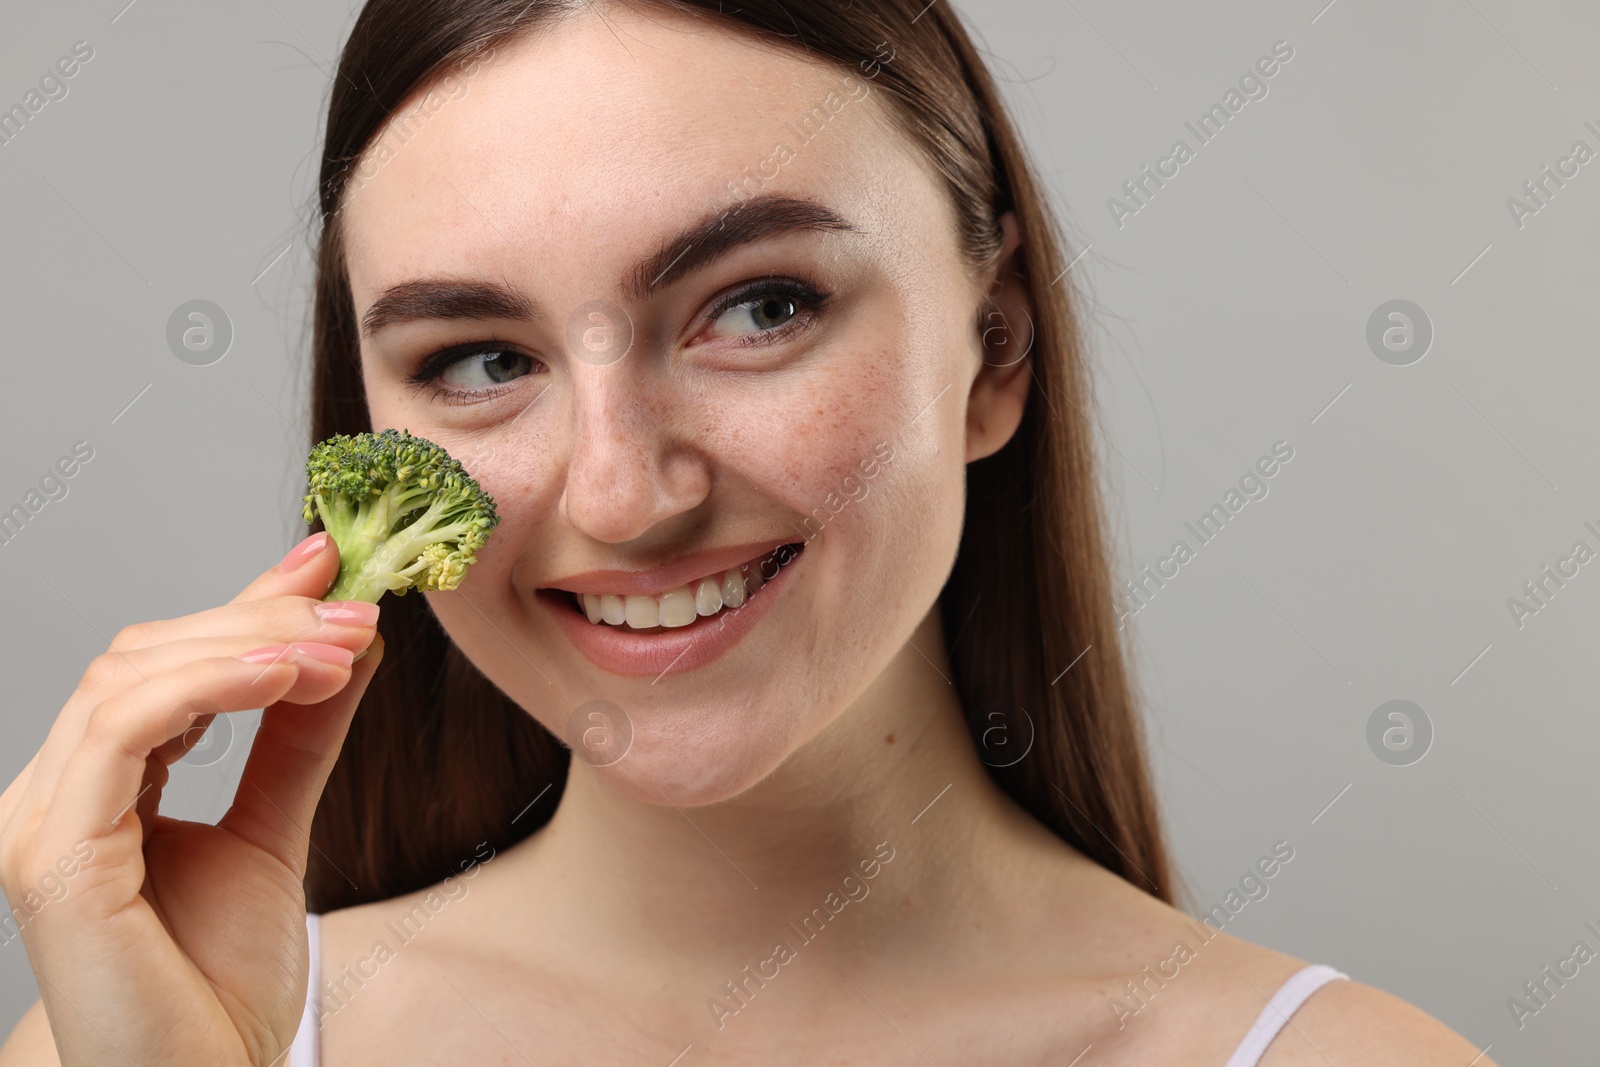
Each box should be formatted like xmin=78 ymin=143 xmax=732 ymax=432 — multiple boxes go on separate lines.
xmin=537 ymin=542 xmax=806 ymax=679
xmin=542 ymin=537 xmax=799 ymax=598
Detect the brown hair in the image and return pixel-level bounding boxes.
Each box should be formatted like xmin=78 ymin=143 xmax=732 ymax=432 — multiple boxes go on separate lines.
xmin=303 ymin=0 xmax=1178 ymax=913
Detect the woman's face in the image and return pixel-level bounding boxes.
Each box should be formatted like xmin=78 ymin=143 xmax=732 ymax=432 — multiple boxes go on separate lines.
xmin=340 ymin=4 xmax=1029 ymax=805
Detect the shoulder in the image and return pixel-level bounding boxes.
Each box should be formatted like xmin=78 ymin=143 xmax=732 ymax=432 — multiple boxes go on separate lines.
xmin=1092 ymin=886 xmax=1489 ymax=1065
xmin=1257 ymin=979 xmax=1494 ymax=1066
xmin=1018 ymin=859 xmax=1486 ymax=1064
xmin=317 ymin=878 xmax=478 ymax=964
xmin=0 ymin=999 xmax=62 ymax=1067
xmin=312 ymin=881 xmax=511 ymax=1062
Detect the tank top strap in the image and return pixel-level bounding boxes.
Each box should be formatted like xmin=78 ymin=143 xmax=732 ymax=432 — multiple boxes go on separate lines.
xmin=288 ymin=911 xmax=321 ymax=1067
xmin=1225 ymin=964 xmax=1348 ymax=1067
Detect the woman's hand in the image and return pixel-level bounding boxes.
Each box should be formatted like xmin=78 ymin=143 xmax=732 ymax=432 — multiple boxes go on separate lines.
xmin=0 ymin=532 xmax=380 ymax=1066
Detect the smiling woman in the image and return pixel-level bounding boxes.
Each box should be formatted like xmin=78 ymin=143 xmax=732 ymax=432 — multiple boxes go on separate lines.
xmin=0 ymin=1 xmax=1493 ymax=1066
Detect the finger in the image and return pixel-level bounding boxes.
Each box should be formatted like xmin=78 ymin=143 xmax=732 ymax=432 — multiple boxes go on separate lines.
xmin=234 ymin=643 xmax=358 ymax=704
xmin=140 ymin=646 xmax=360 ymax=774
xmin=80 ymin=627 xmax=378 ymax=700
xmin=220 ymin=633 xmax=385 ymax=876
xmin=228 ymin=530 xmax=342 ymax=607
xmin=20 ymin=620 xmax=377 ymax=817
xmin=40 ymin=656 xmax=306 ymax=851
xmin=151 ymin=645 xmax=359 ymax=758
xmin=109 ymin=586 xmax=377 ymax=659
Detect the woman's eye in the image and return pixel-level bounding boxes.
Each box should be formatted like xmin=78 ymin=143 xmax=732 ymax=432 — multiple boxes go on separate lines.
xmin=710 ymin=293 xmax=799 ymax=336
xmin=699 ymin=281 xmax=830 ymax=347
xmin=437 ymin=349 xmax=534 ymax=388
xmin=404 ymin=346 xmax=540 ymax=406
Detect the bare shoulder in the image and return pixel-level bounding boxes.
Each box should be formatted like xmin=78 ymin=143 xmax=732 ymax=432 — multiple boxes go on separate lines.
xmin=0 ymin=999 xmax=63 ymax=1067
xmin=1108 ymin=889 xmax=1488 ymax=1065
xmin=1257 ymin=979 xmax=1494 ymax=1066
xmin=313 ymin=881 xmax=501 ymax=1061
xmin=1026 ymin=858 xmax=1487 ymax=1064
xmin=1097 ymin=883 xmax=1489 ymax=1065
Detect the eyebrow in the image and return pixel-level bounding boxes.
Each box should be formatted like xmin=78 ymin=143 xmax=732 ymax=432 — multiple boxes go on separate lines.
xmin=358 ymin=195 xmax=858 ymax=338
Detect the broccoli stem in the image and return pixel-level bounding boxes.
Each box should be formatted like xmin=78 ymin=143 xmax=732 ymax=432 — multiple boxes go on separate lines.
xmin=320 ymin=489 xmax=481 ymax=603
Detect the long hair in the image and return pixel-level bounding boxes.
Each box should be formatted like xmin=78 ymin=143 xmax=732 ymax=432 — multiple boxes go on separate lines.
xmin=303 ymin=0 xmax=1179 ymax=913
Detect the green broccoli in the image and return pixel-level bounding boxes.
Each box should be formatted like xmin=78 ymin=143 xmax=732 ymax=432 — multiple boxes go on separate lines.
xmin=301 ymin=428 xmax=500 ymax=603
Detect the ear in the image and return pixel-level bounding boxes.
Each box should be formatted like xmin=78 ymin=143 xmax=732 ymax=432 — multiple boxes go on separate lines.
xmin=965 ymin=210 xmax=1034 ymax=463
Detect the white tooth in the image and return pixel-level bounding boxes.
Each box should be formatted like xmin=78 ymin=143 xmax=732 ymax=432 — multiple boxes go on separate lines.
xmin=600 ymin=594 xmax=626 ymax=625
xmin=624 ymin=594 xmax=661 ymax=629
xmin=659 ymin=586 xmax=697 ymax=627
xmin=695 ymin=577 xmax=723 ymax=616
xmin=582 ymin=593 xmax=604 ymax=624
xmin=721 ymin=568 xmax=747 ymax=608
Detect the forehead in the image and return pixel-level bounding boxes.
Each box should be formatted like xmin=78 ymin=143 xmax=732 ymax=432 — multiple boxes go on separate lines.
xmin=339 ymin=5 xmax=940 ymax=301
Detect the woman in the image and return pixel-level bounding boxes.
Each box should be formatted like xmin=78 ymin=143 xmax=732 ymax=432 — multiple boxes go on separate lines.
xmin=0 ymin=1 xmax=1490 ymax=1063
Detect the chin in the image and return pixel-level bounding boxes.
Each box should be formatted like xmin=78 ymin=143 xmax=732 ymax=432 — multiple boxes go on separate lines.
xmin=582 ymin=704 xmax=803 ymax=808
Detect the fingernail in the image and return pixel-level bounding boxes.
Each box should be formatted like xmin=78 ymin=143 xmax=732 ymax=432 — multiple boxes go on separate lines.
xmin=314 ymin=600 xmax=380 ymax=626
xmin=279 ymin=532 xmax=331 ymax=573
xmin=289 ymin=642 xmax=355 ymax=666
xmin=238 ymin=644 xmax=295 ymax=664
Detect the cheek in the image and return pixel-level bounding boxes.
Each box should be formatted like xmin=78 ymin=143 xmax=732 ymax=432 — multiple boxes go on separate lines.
xmin=699 ymin=338 xmax=932 ymax=515
xmin=738 ymin=393 xmax=885 ymax=510
xmin=698 ymin=341 xmax=962 ymax=617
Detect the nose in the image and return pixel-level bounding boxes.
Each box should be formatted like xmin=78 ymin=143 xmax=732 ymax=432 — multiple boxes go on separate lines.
xmin=559 ymin=363 xmax=712 ymax=544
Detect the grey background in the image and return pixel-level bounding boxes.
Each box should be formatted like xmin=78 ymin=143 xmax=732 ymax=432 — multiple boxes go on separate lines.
xmin=1 ymin=0 xmax=1594 ymax=1059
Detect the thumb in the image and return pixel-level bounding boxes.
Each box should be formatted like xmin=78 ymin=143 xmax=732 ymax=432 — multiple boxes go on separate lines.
xmin=231 ymin=531 xmax=343 ymax=606
xmin=219 ymin=631 xmax=383 ymax=874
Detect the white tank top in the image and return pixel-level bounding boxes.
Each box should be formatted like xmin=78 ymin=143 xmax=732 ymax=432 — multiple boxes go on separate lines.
xmin=287 ymin=912 xmax=1348 ymax=1065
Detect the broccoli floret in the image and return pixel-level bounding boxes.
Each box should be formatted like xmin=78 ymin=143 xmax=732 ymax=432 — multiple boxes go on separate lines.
xmin=301 ymin=428 xmax=500 ymax=603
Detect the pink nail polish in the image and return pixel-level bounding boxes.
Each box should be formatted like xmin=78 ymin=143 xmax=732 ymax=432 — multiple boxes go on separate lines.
xmin=279 ymin=532 xmax=330 ymax=573
xmin=314 ymin=600 xmax=380 ymax=626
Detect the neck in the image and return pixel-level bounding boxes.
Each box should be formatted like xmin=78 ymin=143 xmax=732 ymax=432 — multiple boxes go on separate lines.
xmin=480 ymin=608 xmax=1055 ymax=972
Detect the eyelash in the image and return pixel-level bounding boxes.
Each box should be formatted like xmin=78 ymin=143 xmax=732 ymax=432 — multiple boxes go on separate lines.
xmin=404 ymin=277 xmax=833 ymax=406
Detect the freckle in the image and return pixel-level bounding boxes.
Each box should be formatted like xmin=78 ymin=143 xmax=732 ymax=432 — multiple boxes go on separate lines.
xmin=885 ymin=733 xmax=895 ymax=745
